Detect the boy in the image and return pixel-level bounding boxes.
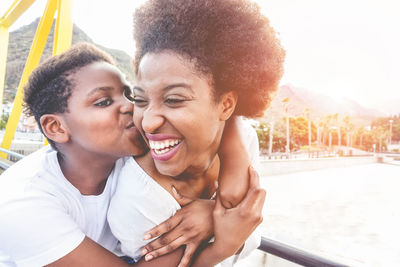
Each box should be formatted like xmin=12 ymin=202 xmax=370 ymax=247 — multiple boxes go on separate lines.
xmin=0 ymin=43 xmax=181 ymax=266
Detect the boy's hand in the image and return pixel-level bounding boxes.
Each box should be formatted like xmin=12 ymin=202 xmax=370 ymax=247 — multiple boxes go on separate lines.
xmin=141 ymin=188 xmax=214 ymax=267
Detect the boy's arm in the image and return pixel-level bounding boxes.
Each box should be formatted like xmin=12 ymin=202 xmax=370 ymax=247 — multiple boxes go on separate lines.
xmin=218 ymin=116 xmax=251 ymax=208
xmin=46 ymin=237 xmax=184 ymax=267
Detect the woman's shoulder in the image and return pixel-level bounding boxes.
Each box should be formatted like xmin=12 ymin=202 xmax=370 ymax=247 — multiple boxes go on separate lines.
xmin=111 ymin=154 xmax=181 ymax=215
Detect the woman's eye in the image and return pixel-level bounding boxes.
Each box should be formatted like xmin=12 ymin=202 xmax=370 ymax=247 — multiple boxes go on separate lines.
xmin=94 ymin=98 xmax=113 ymax=107
xmin=133 ymin=97 xmax=148 ymax=107
xmin=165 ymin=98 xmax=185 ymax=105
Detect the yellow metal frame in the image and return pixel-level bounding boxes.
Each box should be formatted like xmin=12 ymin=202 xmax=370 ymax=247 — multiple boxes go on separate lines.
xmin=0 ymin=0 xmax=72 ymax=157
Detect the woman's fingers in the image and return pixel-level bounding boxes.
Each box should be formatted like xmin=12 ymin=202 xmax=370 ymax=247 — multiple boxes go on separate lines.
xmin=143 ymin=212 xmax=182 ymax=241
xmin=144 ymin=236 xmax=186 ymax=261
xmin=238 ymin=166 xmax=265 ymax=211
xmin=237 ymin=182 xmax=266 ymax=214
xmin=142 ymin=228 xmax=183 ymax=255
xmin=172 ymin=186 xmax=194 ymax=206
xmin=248 ymin=165 xmax=260 ymax=188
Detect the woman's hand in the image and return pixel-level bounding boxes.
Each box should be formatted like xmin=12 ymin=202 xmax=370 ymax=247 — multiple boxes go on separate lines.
xmin=190 ymin=166 xmax=266 ymax=267
xmin=141 ymin=188 xmax=214 ymax=267
xmin=212 ymin=166 xmax=265 ymax=257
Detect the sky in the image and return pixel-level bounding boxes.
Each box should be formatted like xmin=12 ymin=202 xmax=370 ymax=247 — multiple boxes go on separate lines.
xmin=1 ymin=0 xmax=400 ymax=114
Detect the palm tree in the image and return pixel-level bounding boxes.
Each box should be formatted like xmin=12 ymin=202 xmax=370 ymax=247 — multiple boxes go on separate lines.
xmin=343 ymin=116 xmax=354 ymax=148
xmin=282 ymin=97 xmax=290 ymax=155
xmin=332 ymin=113 xmax=340 ymax=147
xmin=304 ymin=108 xmax=312 ymax=148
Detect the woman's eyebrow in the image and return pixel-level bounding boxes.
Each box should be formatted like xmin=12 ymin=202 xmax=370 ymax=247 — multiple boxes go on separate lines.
xmin=132 ymin=86 xmax=144 ymax=92
xmin=86 ymin=86 xmax=113 ymax=97
xmin=133 ymin=83 xmax=193 ymax=93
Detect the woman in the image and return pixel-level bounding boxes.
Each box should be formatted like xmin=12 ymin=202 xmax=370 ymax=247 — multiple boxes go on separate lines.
xmin=108 ymin=0 xmax=285 ymax=266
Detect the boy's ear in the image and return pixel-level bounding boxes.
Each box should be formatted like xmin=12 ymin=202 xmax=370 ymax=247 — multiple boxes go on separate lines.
xmin=219 ymin=91 xmax=238 ymax=121
xmin=40 ymin=114 xmax=70 ymax=144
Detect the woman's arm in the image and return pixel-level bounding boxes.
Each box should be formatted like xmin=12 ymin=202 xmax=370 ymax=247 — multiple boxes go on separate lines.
xmin=218 ymin=116 xmax=252 ymax=208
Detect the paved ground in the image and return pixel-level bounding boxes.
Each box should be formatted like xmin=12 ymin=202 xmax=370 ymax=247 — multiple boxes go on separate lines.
xmin=236 ymin=162 xmax=400 ymax=267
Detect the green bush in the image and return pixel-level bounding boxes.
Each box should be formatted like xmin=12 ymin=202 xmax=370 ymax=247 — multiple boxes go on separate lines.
xmin=0 ymin=114 xmax=9 ymax=130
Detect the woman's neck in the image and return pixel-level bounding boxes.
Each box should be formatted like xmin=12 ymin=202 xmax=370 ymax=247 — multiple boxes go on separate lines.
xmin=135 ymin=152 xmax=220 ymax=199
xmin=57 ymin=150 xmax=117 ymax=196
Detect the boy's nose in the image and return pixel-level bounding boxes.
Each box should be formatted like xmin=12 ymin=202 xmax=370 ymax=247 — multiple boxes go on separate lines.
xmin=120 ymin=100 xmax=134 ymax=114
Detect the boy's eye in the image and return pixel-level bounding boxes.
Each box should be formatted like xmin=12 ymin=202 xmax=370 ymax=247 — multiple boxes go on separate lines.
xmin=94 ymin=98 xmax=113 ymax=107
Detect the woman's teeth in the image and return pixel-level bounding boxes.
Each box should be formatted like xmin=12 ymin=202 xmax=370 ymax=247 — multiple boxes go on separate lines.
xmin=149 ymin=139 xmax=180 ymax=154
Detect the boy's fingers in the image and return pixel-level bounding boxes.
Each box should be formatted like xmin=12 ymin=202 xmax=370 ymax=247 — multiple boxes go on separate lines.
xmin=143 ymin=214 xmax=182 ymax=241
xmin=177 ymin=244 xmax=196 ymax=267
xmin=172 ymin=186 xmax=194 ymax=206
xmin=144 ymin=236 xmax=186 ymax=261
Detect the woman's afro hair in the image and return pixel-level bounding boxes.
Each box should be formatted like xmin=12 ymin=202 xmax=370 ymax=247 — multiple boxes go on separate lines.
xmin=133 ymin=0 xmax=285 ymax=117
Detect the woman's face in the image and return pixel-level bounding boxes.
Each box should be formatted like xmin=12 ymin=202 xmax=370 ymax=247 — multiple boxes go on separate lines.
xmin=133 ymin=51 xmax=230 ymax=177
xmin=62 ymin=61 xmax=146 ymax=158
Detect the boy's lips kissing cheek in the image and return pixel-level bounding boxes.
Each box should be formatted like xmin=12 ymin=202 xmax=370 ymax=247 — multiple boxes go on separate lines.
xmin=125 ymin=122 xmax=135 ymax=129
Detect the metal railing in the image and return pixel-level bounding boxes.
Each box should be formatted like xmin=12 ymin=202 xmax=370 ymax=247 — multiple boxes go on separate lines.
xmin=0 ymin=148 xmax=24 ymax=170
xmin=258 ymin=237 xmax=348 ymax=267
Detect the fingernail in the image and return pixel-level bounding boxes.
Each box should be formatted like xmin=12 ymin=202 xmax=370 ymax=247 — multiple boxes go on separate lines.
xmin=172 ymin=186 xmax=178 ymax=195
xmin=145 ymin=254 xmax=153 ymax=261
xmin=141 ymin=248 xmax=148 ymax=255
xmin=143 ymin=234 xmax=151 ymax=240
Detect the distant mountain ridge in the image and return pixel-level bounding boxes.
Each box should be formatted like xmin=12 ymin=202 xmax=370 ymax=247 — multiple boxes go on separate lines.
xmin=263 ymin=84 xmax=384 ymax=124
xmin=4 ymin=18 xmax=133 ymax=102
xmin=4 ymin=19 xmax=390 ymax=123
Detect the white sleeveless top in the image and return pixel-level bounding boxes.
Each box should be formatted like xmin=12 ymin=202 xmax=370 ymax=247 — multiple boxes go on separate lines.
xmin=108 ymin=118 xmax=261 ymax=266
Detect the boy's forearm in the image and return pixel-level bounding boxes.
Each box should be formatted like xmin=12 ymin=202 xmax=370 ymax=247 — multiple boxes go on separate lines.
xmin=191 ymin=242 xmax=228 ymax=267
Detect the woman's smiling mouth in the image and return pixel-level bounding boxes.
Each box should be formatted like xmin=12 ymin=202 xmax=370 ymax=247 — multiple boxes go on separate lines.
xmin=145 ymin=133 xmax=183 ymax=161
xmin=149 ymin=139 xmax=181 ymax=154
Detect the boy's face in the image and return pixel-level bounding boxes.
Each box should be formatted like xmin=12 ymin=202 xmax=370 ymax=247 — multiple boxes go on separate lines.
xmin=61 ymin=61 xmax=146 ymax=158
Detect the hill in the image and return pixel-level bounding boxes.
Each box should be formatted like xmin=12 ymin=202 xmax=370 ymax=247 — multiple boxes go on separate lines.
xmin=263 ymin=84 xmax=383 ymax=126
xmin=3 ymin=19 xmax=387 ymax=126
xmin=4 ymin=18 xmax=133 ymax=102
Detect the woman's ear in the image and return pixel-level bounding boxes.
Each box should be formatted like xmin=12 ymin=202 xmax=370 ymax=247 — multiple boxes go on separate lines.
xmin=40 ymin=114 xmax=70 ymax=144
xmin=219 ymin=91 xmax=238 ymax=121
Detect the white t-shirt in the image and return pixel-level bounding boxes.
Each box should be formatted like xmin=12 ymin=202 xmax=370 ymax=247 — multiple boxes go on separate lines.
xmin=108 ymin=118 xmax=261 ymax=266
xmin=0 ymin=146 xmax=122 ymax=267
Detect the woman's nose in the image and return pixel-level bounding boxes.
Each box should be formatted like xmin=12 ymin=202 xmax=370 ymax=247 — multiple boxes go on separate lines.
xmin=141 ymin=106 xmax=164 ymax=134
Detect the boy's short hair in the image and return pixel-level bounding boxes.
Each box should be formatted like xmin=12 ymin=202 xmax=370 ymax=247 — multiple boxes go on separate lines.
xmin=23 ymin=42 xmax=115 ymax=149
